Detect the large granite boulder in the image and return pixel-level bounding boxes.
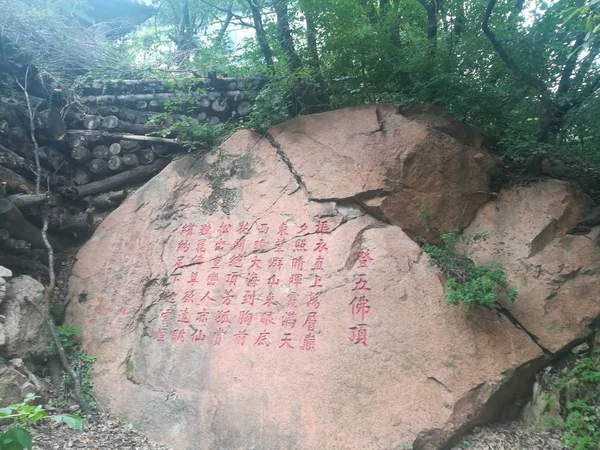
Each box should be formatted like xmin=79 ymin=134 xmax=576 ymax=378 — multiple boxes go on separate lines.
xmin=0 ymin=274 xmax=52 ymax=363
xmin=462 ymin=179 xmax=600 ymax=353
xmin=67 ymin=111 xmax=544 ymax=450
xmin=269 ymin=104 xmax=497 ymax=241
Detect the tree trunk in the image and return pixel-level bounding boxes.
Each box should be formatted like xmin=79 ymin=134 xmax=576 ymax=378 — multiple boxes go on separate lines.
xmin=247 ymin=0 xmax=275 ymax=68
xmin=304 ymin=5 xmax=321 ymax=70
xmin=274 ymin=0 xmax=303 ymax=72
xmin=217 ymin=4 xmax=234 ymax=41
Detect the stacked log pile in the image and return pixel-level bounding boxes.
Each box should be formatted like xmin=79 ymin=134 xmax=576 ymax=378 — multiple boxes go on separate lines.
xmin=0 ymin=76 xmax=257 ymax=276
xmin=78 ymin=77 xmax=258 ymax=125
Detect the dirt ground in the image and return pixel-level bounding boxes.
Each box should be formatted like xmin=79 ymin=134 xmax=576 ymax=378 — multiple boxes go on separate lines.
xmin=28 ymin=413 xmax=564 ymax=450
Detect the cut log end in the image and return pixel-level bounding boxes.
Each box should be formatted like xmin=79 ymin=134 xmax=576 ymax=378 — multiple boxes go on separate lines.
xmin=137 ymin=148 xmax=155 ymax=165
xmin=89 ymin=158 xmax=109 ymax=175
xmin=83 ymin=115 xmax=103 ymax=130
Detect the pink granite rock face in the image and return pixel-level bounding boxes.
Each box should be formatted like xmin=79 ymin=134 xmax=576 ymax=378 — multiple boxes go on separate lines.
xmin=462 ymin=179 xmax=600 ymax=354
xmin=67 ymin=110 xmax=547 ymax=450
xmin=269 ymin=104 xmax=497 ymax=242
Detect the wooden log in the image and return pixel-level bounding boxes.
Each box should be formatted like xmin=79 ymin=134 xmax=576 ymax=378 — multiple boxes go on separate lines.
xmin=89 ymin=159 xmax=109 ymax=175
xmin=7 ymin=193 xmax=58 ymax=209
xmin=0 ymin=237 xmax=32 ymax=253
xmin=108 ymin=156 xmax=124 ymax=172
xmin=68 ymin=130 xmax=103 ymax=149
xmin=86 ymin=190 xmax=127 ymax=210
xmin=61 ymin=158 xmax=170 ymax=198
xmin=96 ymin=106 xmax=120 ymax=116
xmin=71 ymin=146 xmax=93 ymax=164
xmin=151 ymin=145 xmax=170 ymax=157
xmin=78 ymin=92 xmax=246 ymax=111
xmin=0 ymin=249 xmax=48 ymax=273
xmin=102 ymin=115 xmax=119 ymax=130
xmin=0 ymin=146 xmax=67 ymax=188
xmin=197 ymin=112 xmax=207 ymax=122
xmin=119 ymin=140 xmax=140 ymax=153
xmin=114 ymin=121 xmax=161 ymax=135
xmin=0 ymin=144 xmax=26 ymax=169
xmin=0 ymin=165 xmax=36 ymax=194
xmin=0 ymin=229 xmax=9 ymax=241
xmin=137 ymin=148 xmax=155 ymax=165
xmin=0 ymin=198 xmax=64 ymax=249
xmin=47 ymin=207 xmax=92 ymax=233
xmin=67 ymin=130 xmax=184 ymax=148
xmin=92 ymin=145 xmax=110 ymax=160
xmin=199 ymin=97 xmax=211 ymax=108
xmin=210 ymin=116 xmax=220 ymax=125
xmin=83 ymin=79 xmax=173 ymax=96
xmin=237 ymin=101 xmax=252 ymax=116
xmin=122 ymin=153 xmax=139 ymax=168
xmin=47 ymin=206 xmax=69 ymax=231
xmin=42 ymin=146 xmax=65 ymax=173
xmin=34 ymin=109 xmax=66 ymax=142
xmin=212 ymin=99 xmax=228 ymax=113
xmin=83 ymin=115 xmax=103 ymax=130
xmin=109 ymin=143 xmax=122 ymax=156
xmin=92 ymin=107 xmax=189 ymax=126
xmin=73 ymin=168 xmax=93 ymax=186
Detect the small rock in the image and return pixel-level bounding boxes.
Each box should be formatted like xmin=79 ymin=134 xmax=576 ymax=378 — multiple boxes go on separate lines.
xmin=572 ymin=342 xmax=590 ymax=353
xmin=0 ymin=266 xmax=12 ymax=278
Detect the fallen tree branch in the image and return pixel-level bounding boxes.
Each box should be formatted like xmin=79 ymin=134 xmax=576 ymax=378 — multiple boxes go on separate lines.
xmin=17 ymin=65 xmax=93 ymax=418
xmin=66 ymin=130 xmax=186 ymax=148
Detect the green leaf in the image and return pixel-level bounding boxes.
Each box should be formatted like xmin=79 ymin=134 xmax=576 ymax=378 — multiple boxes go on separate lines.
xmin=53 ymin=414 xmax=83 ymax=431
xmin=0 ymin=427 xmax=33 ymax=450
xmin=0 ymin=407 xmax=14 ymax=417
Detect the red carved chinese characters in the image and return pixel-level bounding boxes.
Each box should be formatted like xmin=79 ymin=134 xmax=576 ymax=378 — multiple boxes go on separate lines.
xmin=155 ymin=218 xmax=369 ymax=352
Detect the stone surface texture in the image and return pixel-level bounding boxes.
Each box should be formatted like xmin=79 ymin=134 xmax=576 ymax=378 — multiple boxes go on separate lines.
xmin=269 ymin=104 xmax=497 ymax=241
xmin=0 ymin=358 xmax=48 ymax=407
xmin=65 ymin=106 xmax=554 ymax=450
xmin=462 ymin=179 xmax=600 ymax=353
xmin=1 ymin=275 xmax=52 ymax=363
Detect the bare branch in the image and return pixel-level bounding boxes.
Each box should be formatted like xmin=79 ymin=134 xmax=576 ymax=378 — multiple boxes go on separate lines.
xmin=199 ymin=0 xmax=254 ymax=28
xmin=15 ymin=64 xmax=93 ymax=418
xmin=482 ymin=0 xmax=548 ymax=94
xmin=557 ymin=34 xmax=586 ymax=97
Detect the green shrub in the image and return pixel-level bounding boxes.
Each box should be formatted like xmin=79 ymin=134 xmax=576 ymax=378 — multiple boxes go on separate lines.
xmin=423 ymin=230 xmax=517 ymax=307
xmin=56 ymin=325 xmax=81 ymax=349
xmin=555 ymin=351 xmax=600 ymax=450
xmin=0 ymin=394 xmax=82 ymax=450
